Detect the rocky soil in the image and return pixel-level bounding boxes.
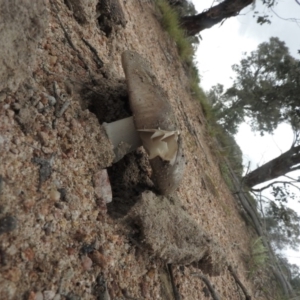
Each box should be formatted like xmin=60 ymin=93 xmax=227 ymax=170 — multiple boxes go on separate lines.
xmin=0 ymin=0 xmax=277 ymax=299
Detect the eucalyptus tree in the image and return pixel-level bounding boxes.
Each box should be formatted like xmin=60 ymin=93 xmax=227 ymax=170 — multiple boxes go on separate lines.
xmin=264 ymin=201 xmax=300 ymax=251
xmin=176 ymin=0 xmax=299 ymax=36
xmin=208 ymin=37 xmax=300 ymax=188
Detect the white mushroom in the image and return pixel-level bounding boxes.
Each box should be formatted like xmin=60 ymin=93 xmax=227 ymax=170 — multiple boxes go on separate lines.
xmin=103 ymin=50 xmax=185 ymax=195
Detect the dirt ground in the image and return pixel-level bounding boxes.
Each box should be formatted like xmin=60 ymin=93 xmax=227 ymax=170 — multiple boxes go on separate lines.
xmin=0 ymin=0 xmax=276 ymax=299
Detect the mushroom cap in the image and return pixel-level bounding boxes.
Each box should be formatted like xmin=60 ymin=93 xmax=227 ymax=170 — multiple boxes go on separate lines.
xmin=121 ymin=50 xmax=177 ymax=131
xmin=121 ymin=50 xmax=185 ymax=194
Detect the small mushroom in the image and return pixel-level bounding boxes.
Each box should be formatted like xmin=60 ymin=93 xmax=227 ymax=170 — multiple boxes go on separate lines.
xmin=103 ymin=50 xmax=185 ymax=195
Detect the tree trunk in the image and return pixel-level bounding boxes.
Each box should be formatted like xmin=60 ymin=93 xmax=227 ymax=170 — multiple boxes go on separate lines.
xmin=224 ymin=157 xmax=295 ymax=298
xmin=180 ymin=0 xmax=253 ymax=36
xmin=243 ymin=145 xmax=300 ymax=188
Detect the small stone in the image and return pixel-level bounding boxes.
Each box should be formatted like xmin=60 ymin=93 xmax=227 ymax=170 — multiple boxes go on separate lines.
xmin=0 ymin=215 xmax=17 ymax=235
xmin=3 ymin=267 xmax=21 ymax=282
xmin=6 ymin=244 xmax=18 ymax=256
xmin=38 ymin=131 xmax=49 ymax=146
xmin=32 ymin=95 xmax=41 ymax=107
xmin=11 ymin=102 xmax=22 ymax=111
xmin=22 ymin=247 xmax=35 ymax=261
xmin=35 ymin=291 xmax=44 ymax=300
xmin=53 ymin=295 xmax=61 ymax=300
xmin=43 ymin=221 xmax=56 ymax=235
xmin=81 ymin=255 xmax=93 ymax=271
xmin=23 ymin=198 xmax=36 ymax=211
xmin=50 ymin=189 xmax=61 ymax=202
xmin=0 ymin=280 xmax=16 ymax=299
xmin=42 ymin=146 xmax=53 ymax=154
xmin=43 ymin=290 xmax=55 ymax=300
xmin=27 ymin=291 xmax=36 ymax=300
xmin=93 ymin=170 xmax=112 ymax=203
xmin=66 ymin=292 xmax=81 ymax=300
xmin=49 ymin=55 xmax=58 ymax=66
xmin=94 ymin=273 xmax=111 ymax=300
xmin=47 ymin=95 xmax=56 ymax=106
xmin=89 ymin=251 xmax=107 ymax=269
xmin=57 ymin=188 xmax=67 ymax=201
xmin=0 ymin=93 xmax=7 ymax=102
xmin=140 ymin=280 xmax=150 ymax=298
xmin=146 ymin=268 xmax=155 ymax=279
xmin=28 ymin=271 xmax=39 ymax=282
xmin=37 ymin=101 xmax=44 ymax=110
xmin=6 ymin=109 xmax=15 ymax=118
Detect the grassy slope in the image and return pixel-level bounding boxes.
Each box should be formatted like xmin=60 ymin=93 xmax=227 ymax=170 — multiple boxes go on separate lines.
xmin=156 ymin=1 xmax=291 ymax=298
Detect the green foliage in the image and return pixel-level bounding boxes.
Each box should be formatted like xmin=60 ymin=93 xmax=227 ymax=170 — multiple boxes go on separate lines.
xmin=207 ymin=83 xmax=244 ymax=135
xmin=217 ymin=130 xmax=243 ymax=176
xmin=156 ymin=0 xmax=193 ymax=61
xmin=270 ymin=182 xmax=299 ymax=203
xmin=248 ymin=237 xmax=269 ymax=272
xmin=168 ymin=0 xmax=197 ymax=17
xmin=209 ymin=37 xmax=300 ymax=135
xmin=265 ymin=201 xmax=300 ymax=250
xmin=219 ymin=162 xmax=234 ymax=190
xmin=187 ymin=63 xmax=211 ymax=113
xmin=156 ymin=0 xmax=243 ymax=191
xmin=277 ymin=255 xmax=300 ymax=296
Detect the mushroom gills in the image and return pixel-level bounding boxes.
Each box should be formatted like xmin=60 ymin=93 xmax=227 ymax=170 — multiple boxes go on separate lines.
xmin=138 ymin=129 xmax=179 ymax=164
xmin=103 ymin=116 xmax=179 ymax=164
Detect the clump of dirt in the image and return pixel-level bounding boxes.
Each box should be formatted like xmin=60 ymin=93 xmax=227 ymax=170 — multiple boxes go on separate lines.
xmin=107 ymin=151 xmax=154 ymax=219
xmin=124 ymin=190 xmax=227 ymax=276
xmin=96 ymin=0 xmax=127 ymax=36
xmin=0 ymin=0 xmax=48 ymax=93
xmin=80 ymin=77 xmax=129 ymax=124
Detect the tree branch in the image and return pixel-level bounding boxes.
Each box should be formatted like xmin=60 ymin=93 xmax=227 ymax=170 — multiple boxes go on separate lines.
xmin=290 ymin=165 xmax=300 ymax=172
xmin=251 ymin=191 xmax=273 ymax=204
xmin=284 ymin=174 xmax=299 ymax=182
xmin=228 ymin=265 xmax=252 ymax=300
xmin=270 ymin=8 xmax=300 ymax=27
xmin=251 ymin=181 xmax=300 ymax=193
xmin=192 ymin=273 xmax=221 ymax=300
xmin=167 ymin=264 xmax=181 ymax=300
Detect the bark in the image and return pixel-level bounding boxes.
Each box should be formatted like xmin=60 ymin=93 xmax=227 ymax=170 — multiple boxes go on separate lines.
xmin=167 ymin=264 xmax=181 ymax=300
xmin=224 ymin=158 xmax=294 ymax=297
xmin=180 ymin=0 xmax=253 ymax=36
xmin=228 ymin=265 xmax=252 ymax=300
xmin=192 ymin=273 xmax=221 ymax=300
xmin=243 ymin=144 xmax=300 ymax=188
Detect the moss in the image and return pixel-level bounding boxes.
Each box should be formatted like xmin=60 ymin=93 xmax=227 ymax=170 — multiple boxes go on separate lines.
xmin=247 ymin=237 xmax=269 ymax=276
xmin=155 ymin=0 xmax=193 ymax=62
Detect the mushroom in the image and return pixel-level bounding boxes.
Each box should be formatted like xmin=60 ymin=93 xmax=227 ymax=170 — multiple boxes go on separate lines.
xmin=103 ymin=50 xmax=185 ymax=195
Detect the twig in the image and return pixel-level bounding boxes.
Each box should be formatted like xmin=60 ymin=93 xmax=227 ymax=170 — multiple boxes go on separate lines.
xmin=56 ymin=100 xmax=70 ymax=118
xmin=284 ymin=174 xmax=299 ymax=182
xmin=251 ymin=181 xmax=300 ymax=193
xmin=167 ymin=264 xmax=181 ymax=300
xmin=138 ymin=0 xmax=144 ymax=12
xmin=192 ymin=272 xmax=221 ymax=300
xmin=50 ymin=0 xmax=89 ymax=71
xmin=32 ymin=154 xmax=56 ymax=191
xmin=233 ymin=161 xmax=250 ymax=195
xmin=121 ymin=289 xmax=138 ymax=300
xmin=157 ymin=39 xmax=171 ymax=63
xmin=82 ymin=38 xmax=104 ymax=68
xmin=228 ymin=265 xmax=252 ymax=300
xmin=127 ymin=236 xmax=143 ymax=250
xmin=53 ymin=81 xmax=62 ymax=118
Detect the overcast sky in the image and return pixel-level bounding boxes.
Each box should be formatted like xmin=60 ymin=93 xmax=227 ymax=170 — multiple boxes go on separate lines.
xmin=190 ymin=0 xmax=300 ymax=265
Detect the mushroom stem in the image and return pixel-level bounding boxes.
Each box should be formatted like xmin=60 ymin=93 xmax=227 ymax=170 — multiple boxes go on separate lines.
xmin=103 ymin=116 xmax=142 ymax=162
